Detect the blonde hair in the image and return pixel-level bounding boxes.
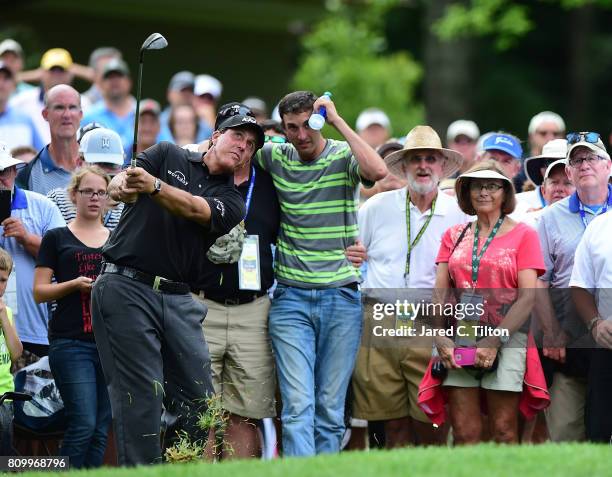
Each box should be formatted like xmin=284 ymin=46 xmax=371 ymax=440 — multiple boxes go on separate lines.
xmin=455 ymin=160 xmax=517 ymax=215
xmin=67 ymin=165 xmax=110 ymax=204
xmin=0 ymin=248 xmax=13 ymax=274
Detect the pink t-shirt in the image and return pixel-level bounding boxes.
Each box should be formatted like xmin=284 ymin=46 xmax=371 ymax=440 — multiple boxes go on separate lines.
xmin=437 ymin=221 xmax=545 ymax=324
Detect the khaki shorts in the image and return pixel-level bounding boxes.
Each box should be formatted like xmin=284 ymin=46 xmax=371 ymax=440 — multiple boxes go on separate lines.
xmin=443 ymin=332 xmax=528 ymax=392
xmin=352 ymin=302 xmax=433 ymax=422
xmin=195 ymin=294 xmax=276 ymax=419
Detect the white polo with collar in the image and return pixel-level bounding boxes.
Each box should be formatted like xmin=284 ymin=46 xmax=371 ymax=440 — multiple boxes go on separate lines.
xmin=359 ymin=187 xmax=470 ymax=290
xmin=570 ymin=211 xmax=612 ymax=320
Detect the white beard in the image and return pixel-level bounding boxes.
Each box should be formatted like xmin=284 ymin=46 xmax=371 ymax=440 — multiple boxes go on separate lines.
xmin=407 ymin=172 xmax=440 ymax=195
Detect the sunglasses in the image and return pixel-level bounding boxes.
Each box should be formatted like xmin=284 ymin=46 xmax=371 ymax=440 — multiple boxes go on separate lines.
xmin=265 ymin=135 xmax=286 ymax=144
xmin=566 ymin=131 xmax=600 ymax=145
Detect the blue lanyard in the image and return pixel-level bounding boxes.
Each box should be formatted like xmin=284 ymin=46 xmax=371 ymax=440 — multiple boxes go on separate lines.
xmin=578 ymin=192 xmax=609 ymax=229
xmin=244 ymin=166 xmax=256 ymax=220
xmin=538 ymin=186 xmax=546 ymax=208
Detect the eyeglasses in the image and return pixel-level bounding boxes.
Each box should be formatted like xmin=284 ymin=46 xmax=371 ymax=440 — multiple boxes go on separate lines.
xmin=469 ymin=182 xmax=504 ymax=193
xmin=568 ymin=153 xmax=606 ymax=168
xmin=566 ymin=131 xmax=600 ymax=145
xmin=78 ymin=189 xmax=108 ymax=199
xmin=264 ymin=135 xmax=286 ymax=144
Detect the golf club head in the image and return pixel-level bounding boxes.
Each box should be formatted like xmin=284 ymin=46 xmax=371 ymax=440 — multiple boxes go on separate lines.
xmin=141 ymin=33 xmax=168 ymax=52
xmin=132 ymin=33 xmax=168 ymax=167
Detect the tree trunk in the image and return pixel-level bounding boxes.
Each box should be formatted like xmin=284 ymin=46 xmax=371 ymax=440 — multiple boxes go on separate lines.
xmin=423 ymin=0 xmax=474 ymax=143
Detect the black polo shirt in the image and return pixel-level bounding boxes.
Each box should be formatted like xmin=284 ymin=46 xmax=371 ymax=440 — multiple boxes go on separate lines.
xmin=194 ymin=162 xmax=279 ymax=301
xmin=103 ymin=142 xmax=246 ymax=285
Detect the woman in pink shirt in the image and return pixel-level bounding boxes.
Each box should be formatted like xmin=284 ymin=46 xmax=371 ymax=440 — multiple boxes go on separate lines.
xmin=433 ymin=160 xmax=545 ymax=444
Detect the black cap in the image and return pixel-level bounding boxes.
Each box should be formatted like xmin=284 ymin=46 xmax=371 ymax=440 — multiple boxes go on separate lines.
xmin=215 ymin=102 xmax=265 ymax=150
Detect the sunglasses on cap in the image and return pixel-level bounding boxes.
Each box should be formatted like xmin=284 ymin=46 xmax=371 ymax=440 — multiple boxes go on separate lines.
xmin=264 ymin=135 xmax=286 ymax=144
xmin=566 ymin=131 xmax=600 ymax=145
xmin=215 ymin=103 xmax=255 ymax=128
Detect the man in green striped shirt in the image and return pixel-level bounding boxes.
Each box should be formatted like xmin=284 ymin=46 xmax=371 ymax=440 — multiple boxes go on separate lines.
xmin=256 ymin=91 xmax=387 ymax=456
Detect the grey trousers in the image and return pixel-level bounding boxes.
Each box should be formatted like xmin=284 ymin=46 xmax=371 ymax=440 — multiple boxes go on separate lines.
xmin=91 ymin=273 xmax=213 ymax=466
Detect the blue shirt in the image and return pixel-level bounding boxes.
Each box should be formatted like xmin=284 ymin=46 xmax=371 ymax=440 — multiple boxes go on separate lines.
xmin=0 ymin=106 xmax=44 ymax=151
xmin=27 ymin=146 xmax=73 ymax=195
xmin=82 ymin=102 xmax=136 ymax=159
xmin=0 ymin=187 xmax=66 ymax=345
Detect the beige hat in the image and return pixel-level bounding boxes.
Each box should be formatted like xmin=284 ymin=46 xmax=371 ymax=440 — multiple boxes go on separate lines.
xmin=385 ymin=125 xmax=463 ymax=179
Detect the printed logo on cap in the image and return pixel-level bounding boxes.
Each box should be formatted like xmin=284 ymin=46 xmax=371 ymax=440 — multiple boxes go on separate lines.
xmin=495 ymin=136 xmax=514 ymax=147
xmin=101 ymin=137 xmax=111 ymax=149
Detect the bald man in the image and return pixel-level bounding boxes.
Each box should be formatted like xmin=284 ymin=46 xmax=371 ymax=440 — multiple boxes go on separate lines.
xmin=16 ymin=84 xmax=83 ymax=194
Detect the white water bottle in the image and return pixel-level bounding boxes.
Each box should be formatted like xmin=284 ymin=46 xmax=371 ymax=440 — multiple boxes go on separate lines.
xmin=308 ymin=91 xmax=332 ymax=130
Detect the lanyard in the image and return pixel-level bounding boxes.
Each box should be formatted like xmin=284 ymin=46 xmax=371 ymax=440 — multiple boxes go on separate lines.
xmin=243 ymin=166 xmax=256 ymax=220
xmin=578 ymin=193 xmax=609 ymax=229
xmin=404 ymin=191 xmax=436 ymax=278
xmin=471 ymin=215 xmax=505 ymax=287
xmin=538 ymin=186 xmax=546 ymax=208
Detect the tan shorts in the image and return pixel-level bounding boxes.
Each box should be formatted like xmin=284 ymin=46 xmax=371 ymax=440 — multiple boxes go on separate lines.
xmin=195 ymin=294 xmax=276 ymax=419
xmin=352 ymin=302 xmax=432 ymax=422
xmin=443 ymin=332 xmax=528 ymax=392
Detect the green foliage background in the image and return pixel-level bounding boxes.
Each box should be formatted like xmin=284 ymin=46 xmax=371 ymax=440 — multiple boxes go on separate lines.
xmin=292 ymin=5 xmax=423 ymax=139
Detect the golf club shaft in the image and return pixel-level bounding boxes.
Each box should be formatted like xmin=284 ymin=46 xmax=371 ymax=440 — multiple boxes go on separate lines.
xmin=131 ymin=58 xmax=144 ymax=168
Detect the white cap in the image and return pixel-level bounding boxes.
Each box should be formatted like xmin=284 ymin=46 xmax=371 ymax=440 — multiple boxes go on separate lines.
xmin=0 ymin=142 xmax=23 ymax=171
xmin=194 ymin=74 xmax=222 ymax=99
xmin=356 ymin=108 xmax=390 ymax=132
xmin=0 ymin=39 xmax=23 ymax=57
xmin=528 ymin=111 xmax=565 ymax=135
xmin=543 ymin=159 xmax=568 ymax=181
xmin=447 ymin=119 xmax=480 ymax=142
xmin=79 ymin=128 xmax=124 ymax=166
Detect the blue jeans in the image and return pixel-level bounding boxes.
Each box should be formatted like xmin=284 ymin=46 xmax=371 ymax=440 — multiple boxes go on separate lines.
xmin=49 ymin=339 xmax=111 ymax=468
xmin=269 ymin=285 xmax=363 ymax=457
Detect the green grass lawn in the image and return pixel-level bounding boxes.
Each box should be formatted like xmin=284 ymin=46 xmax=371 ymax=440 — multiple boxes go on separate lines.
xmin=21 ymin=444 xmax=611 ymax=477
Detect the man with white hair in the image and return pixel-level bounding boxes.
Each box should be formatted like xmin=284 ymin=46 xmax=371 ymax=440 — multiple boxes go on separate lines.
xmin=352 ymin=125 xmax=469 ymax=448
xmin=528 ymin=111 xmax=566 ymax=157
xmin=356 ymin=108 xmax=391 ymax=149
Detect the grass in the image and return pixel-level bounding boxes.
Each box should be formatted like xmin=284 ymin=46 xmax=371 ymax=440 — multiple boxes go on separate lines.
xmin=21 ymin=443 xmax=611 ymax=477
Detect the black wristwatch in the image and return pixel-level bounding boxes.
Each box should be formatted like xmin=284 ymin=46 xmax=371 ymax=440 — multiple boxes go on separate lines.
xmin=150 ymin=178 xmax=162 ymax=196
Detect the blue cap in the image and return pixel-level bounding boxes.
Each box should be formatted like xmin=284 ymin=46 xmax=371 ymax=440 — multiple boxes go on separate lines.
xmin=483 ymin=133 xmax=523 ymax=159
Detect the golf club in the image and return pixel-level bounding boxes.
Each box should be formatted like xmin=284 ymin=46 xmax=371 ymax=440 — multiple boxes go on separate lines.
xmin=131 ymin=33 xmax=168 ymax=167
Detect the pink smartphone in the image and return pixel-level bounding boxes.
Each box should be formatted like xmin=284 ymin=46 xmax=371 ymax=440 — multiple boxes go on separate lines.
xmin=454 ymin=347 xmax=477 ymax=366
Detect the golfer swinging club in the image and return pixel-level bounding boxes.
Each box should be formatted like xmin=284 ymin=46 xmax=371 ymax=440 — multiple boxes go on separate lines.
xmin=91 ymin=33 xmax=265 ymax=465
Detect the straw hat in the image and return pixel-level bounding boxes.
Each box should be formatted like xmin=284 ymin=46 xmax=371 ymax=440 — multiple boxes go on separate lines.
xmin=385 ymin=125 xmax=463 ymax=179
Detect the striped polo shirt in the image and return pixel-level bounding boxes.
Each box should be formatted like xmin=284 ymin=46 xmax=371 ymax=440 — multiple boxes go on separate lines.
xmin=256 ymin=140 xmax=367 ymax=288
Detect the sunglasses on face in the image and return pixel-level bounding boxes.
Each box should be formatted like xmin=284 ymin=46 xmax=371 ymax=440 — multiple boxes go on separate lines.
xmin=566 ymin=131 xmax=600 ymax=145
xmin=408 ymin=154 xmax=440 ymax=165
xmin=264 ymin=135 xmax=287 ymax=144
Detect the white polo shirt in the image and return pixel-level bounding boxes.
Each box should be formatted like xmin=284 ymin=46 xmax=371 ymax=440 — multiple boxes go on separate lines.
xmin=359 ymin=187 xmax=470 ymax=292
xmin=570 ymin=212 xmax=612 ymax=319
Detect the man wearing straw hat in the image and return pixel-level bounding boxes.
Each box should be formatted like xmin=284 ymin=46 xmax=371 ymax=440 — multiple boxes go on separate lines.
xmin=352 ymin=125 xmax=469 ymax=447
